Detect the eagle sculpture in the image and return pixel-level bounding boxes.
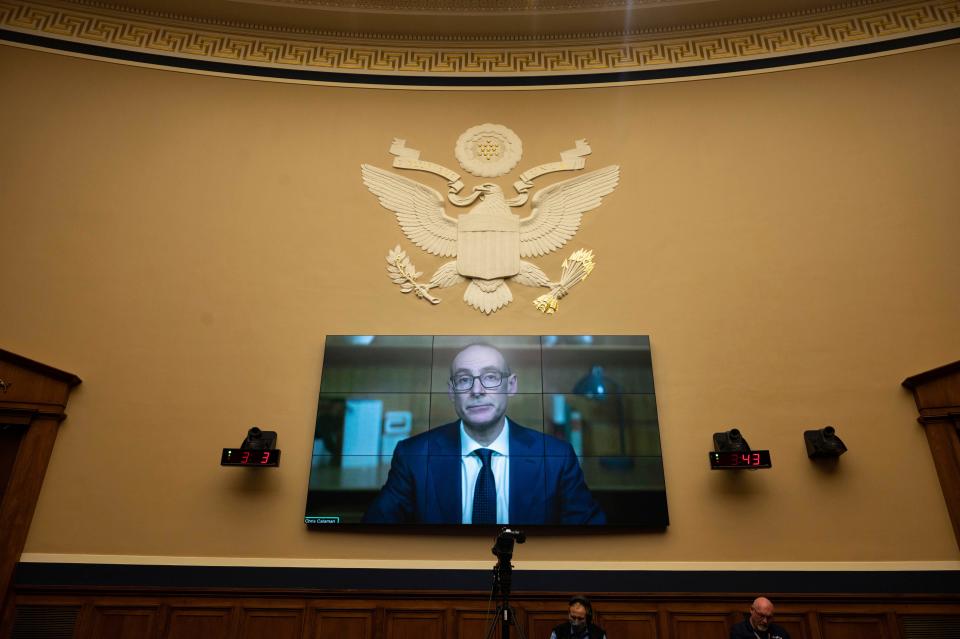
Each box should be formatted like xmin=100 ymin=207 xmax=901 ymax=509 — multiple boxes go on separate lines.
xmin=361 ymin=162 xmax=619 ymax=314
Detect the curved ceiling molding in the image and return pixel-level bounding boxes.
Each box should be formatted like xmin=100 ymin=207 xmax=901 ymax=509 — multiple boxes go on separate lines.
xmin=0 ymin=0 xmax=958 ymax=86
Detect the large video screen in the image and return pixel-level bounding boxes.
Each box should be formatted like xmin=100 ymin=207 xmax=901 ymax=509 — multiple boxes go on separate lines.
xmin=305 ymin=335 xmax=668 ymax=527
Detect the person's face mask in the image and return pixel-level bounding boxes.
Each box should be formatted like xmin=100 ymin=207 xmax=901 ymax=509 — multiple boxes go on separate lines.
xmin=568 ymin=604 xmax=588 ymax=634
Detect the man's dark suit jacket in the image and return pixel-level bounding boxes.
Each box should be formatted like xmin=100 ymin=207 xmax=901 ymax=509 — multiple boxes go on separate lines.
xmin=730 ymin=618 xmax=790 ymax=639
xmin=362 ymin=420 xmax=606 ymax=525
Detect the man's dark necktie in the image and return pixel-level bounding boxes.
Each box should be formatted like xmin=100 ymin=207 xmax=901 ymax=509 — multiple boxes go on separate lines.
xmin=472 ymin=448 xmax=496 ymax=524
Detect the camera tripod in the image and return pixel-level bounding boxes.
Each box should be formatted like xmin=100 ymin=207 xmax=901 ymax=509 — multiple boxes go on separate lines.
xmin=483 ymin=558 xmax=527 ymax=639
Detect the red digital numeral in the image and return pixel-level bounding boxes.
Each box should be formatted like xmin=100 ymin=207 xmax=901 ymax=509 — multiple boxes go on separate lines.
xmin=241 ymin=451 xmax=251 ymax=464
xmin=752 ymin=452 xmax=761 ymax=465
xmin=260 ymin=451 xmax=271 ymax=464
xmin=740 ymin=454 xmax=750 ymax=465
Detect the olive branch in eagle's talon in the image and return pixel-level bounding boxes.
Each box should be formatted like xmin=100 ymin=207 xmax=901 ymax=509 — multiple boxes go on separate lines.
xmin=386 ymin=245 xmax=441 ymax=304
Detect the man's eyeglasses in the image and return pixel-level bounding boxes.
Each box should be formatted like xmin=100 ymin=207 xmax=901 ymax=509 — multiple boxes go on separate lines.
xmin=751 ymin=608 xmax=774 ymax=620
xmin=450 ymin=371 xmax=508 ymax=392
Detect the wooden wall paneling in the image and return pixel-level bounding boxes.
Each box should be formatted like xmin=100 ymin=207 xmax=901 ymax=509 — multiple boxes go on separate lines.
xmin=819 ymin=614 xmax=892 ymax=639
xmin=85 ymin=605 xmax=161 ymax=639
xmin=306 ymin=606 xmax=375 ymax=639
xmin=453 ymin=606 xmax=505 ymax=639
xmin=453 ymin=607 xmax=502 ymax=639
xmin=37 ymin=599 xmax=95 ymax=639
xmin=238 ymin=604 xmax=305 ymax=639
xmin=806 ymin=610 xmax=824 ymax=639
xmin=774 ymin=612 xmax=813 ymax=639
xmin=6 ymin=590 xmax=960 ymax=639
xmin=656 ymin=605 xmax=670 ymax=639
xmin=6 ymin=602 xmax=81 ymax=638
xmin=898 ymin=612 xmax=960 ymax=637
xmin=667 ymin=611 xmax=731 ymax=639
xmin=164 ymin=605 xmax=234 ymax=639
xmin=594 ymin=610 xmax=659 ymax=639
xmin=525 ymin=607 xmax=569 ymax=639
xmin=384 ymin=608 xmax=445 ymax=639
xmin=444 ymin=604 xmax=455 ymax=639
xmin=885 ymin=612 xmax=901 ymax=639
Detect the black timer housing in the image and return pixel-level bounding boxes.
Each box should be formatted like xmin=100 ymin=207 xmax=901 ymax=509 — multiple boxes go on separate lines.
xmin=709 ymin=450 xmax=772 ymax=469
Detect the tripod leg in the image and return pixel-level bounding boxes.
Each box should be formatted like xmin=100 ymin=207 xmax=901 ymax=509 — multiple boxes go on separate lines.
xmin=484 ymin=604 xmax=505 ymax=639
xmin=503 ymin=604 xmax=528 ymax=639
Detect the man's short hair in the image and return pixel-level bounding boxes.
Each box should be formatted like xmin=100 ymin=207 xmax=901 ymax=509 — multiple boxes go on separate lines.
xmin=449 ymin=342 xmax=512 ymax=375
xmin=568 ymin=595 xmax=593 ymax=622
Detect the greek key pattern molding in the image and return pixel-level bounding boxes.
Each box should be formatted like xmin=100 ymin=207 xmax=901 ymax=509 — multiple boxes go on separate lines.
xmin=1 ymin=0 xmax=958 ymax=77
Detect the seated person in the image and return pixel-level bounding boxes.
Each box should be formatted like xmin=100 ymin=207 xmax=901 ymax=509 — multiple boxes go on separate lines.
xmin=730 ymin=597 xmax=790 ymax=639
xmin=550 ymin=595 xmax=606 ymax=639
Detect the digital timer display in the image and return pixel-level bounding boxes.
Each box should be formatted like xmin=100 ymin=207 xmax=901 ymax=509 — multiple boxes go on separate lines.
xmin=709 ymin=450 xmax=772 ymax=469
xmin=221 ymin=448 xmax=281 ymax=467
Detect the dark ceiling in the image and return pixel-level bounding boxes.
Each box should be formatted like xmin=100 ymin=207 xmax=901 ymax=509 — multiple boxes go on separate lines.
xmin=72 ymin=0 xmax=857 ymax=39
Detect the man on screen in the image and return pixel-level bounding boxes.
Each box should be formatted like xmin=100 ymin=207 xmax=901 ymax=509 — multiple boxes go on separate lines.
xmin=362 ymin=343 xmax=605 ymax=525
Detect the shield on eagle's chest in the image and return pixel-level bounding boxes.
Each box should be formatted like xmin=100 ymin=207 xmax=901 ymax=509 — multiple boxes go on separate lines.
xmin=456 ymin=211 xmax=521 ymax=280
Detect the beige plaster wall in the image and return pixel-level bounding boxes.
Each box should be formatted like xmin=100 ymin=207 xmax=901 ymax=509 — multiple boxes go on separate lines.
xmin=2 ymin=42 xmax=959 ymax=566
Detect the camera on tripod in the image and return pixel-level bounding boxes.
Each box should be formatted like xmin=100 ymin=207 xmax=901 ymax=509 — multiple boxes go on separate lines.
xmin=486 ymin=528 xmax=528 ymax=639
xmin=492 ymin=528 xmax=526 ymax=563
